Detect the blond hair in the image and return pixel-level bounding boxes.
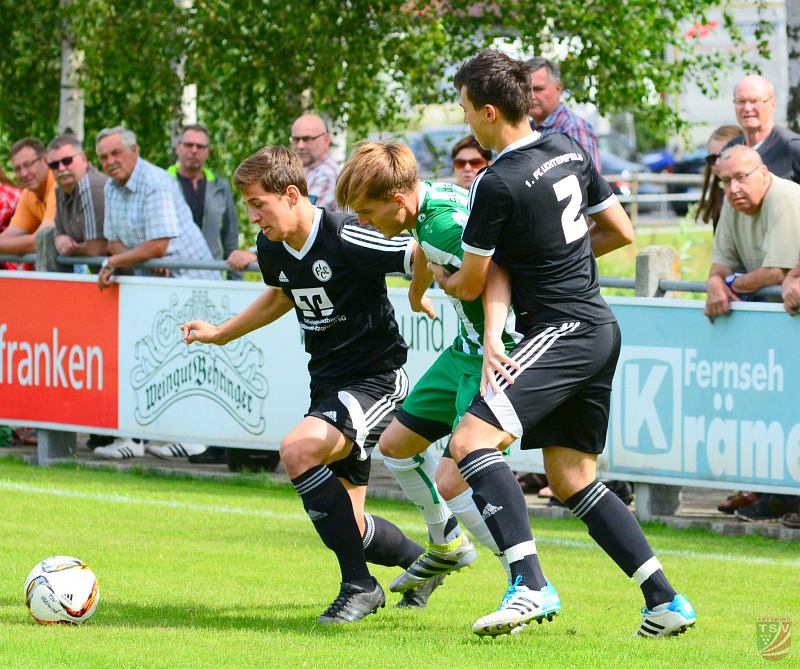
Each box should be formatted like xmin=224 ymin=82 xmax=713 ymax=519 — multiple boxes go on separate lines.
xmin=336 ymin=141 xmax=417 ymax=210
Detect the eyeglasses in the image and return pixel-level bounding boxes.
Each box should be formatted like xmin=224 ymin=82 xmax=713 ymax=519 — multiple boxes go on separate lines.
xmin=719 ymin=165 xmax=761 ymax=188
xmin=733 ymin=96 xmax=773 ymax=107
xmin=453 ymin=158 xmax=487 ymax=169
xmin=47 ymin=153 xmax=83 ymax=170
xmin=180 ymin=141 xmax=208 ymax=150
xmin=290 ymin=132 xmax=326 ymax=144
xmin=704 ymin=153 xmax=720 ymax=166
xmin=12 ymin=155 xmax=43 ymax=173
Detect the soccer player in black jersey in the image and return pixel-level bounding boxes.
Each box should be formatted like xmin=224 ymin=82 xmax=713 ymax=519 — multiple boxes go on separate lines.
xmin=428 ymin=50 xmax=696 ymax=638
xmin=181 ymin=146 xmax=438 ymax=623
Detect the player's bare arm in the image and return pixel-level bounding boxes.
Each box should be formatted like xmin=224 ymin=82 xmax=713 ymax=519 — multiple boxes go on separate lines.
xmin=588 ymin=201 xmax=635 ymax=257
xmin=181 ymin=287 xmax=294 ymax=345
xmin=429 ymin=251 xmax=492 ymax=301
xmin=481 ymin=261 xmax=519 ymax=396
xmin=409 ymin=243 xmax=435 ymax=319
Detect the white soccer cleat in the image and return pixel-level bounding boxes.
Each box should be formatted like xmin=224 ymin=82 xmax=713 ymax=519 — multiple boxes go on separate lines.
xmin=472 ymin=576 xmax=561 ymax=637
xmin=390 ymin=534 xmax=477 ymax=592
xmin=638 ymin=594 xmax=696 ymax=638
xmin=93 ymin=438 xmax=144 ymax=460
xmin=145 ymin=442 xmax=207 ymax=459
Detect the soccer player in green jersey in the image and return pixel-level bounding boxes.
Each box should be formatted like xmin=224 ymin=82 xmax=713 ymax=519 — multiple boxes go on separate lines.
xmin=337 ymin=141 xmax=520 ymax=593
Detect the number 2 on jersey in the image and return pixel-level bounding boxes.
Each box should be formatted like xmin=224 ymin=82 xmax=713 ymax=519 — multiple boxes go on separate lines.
xmin=553 ymin=174 xmax=588 ymax=244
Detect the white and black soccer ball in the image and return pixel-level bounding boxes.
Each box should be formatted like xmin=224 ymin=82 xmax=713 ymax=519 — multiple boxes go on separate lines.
xmin=23 ymin=556 xmax=100 ymax=624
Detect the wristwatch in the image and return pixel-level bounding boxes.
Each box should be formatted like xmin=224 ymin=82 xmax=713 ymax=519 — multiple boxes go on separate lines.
xmin=724 ymin=273 xmax=742 ymax=291
xmin=101 ymin=258 xmax=114 ymax=272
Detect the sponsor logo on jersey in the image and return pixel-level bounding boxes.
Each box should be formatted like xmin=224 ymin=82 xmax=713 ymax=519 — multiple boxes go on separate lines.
xmin=307 ymin=509 xmax=328 ymax=522
xmin=481 ymin=503 xmax=503 ymax=519
xmin=278 ymin=271 xmax=289 ymax=282
xmin=323 ymin=410 xmax=338 ymax=422
xmin=312 ymin=259 xmax=333 ymax=282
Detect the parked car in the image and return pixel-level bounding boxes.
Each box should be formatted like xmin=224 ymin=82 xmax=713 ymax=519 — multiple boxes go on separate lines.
xmin=366 ymin=125 xmax=471 ymax=179
xmin=666 ymin=148 xmax=706 ymax=215
xmin=599 ymin=149 xmax=664 ymax=212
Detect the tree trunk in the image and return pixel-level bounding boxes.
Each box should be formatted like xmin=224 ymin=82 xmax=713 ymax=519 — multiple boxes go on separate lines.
xmin=58 ymin=3 xmax=84 ymax=139
xmin=787 ymin=0 xmax=800 ymax=131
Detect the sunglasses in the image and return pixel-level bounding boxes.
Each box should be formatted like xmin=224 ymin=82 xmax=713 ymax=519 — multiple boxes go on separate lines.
xmin=453 ymin=158 xmax=487 ymax=169
xmin=47 ymin=153 xmax=82 ymax=170
xmin=704 ymin=153 xmax=720 ymax=166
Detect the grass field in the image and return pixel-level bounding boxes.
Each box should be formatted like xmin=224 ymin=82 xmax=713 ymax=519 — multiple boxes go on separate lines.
xmin=2 ymin=457 xmax=797 ymax=668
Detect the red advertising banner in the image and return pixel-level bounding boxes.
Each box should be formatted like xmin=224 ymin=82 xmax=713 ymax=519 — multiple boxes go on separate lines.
xmin=0 ymin=277 xmax=118 ymax=428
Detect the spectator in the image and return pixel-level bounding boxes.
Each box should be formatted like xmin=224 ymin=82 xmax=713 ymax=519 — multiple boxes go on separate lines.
xmin=704 ymin=145 xmax=800 ymax=321
xmin=695 ymin=125 xmax=743 ymax=232
xmin=168 ymin=124 xmax=241 ymax=279
xmin=527 ymin=57 xmax=601 ymax=169
xmin=0 ymin=138 xmax=55 ymax=263
xmin=783 ymin=261 xmax=800 ymax=316
xmin=451 ymin=135 xmax=492 ymax=190
xmin=93 ymin=125 xmax=216 ymax=461
xmin=0 ymin=164 xmax=20 ymax=230
xmin=704 ymin=145 xmax=800 ymax=523
xmin=290 ymin=113 xmax=340 ymax=210
xmin=728 ymin=74 xmax=800 ymax=183
xmin=47 ymin=134 xmax=108 ymax=259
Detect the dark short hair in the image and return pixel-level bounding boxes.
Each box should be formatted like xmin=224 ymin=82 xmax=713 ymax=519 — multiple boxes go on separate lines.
xmin=233 ymin=145 xmax=308 ymax=196
xmin=47 ymin=134 xmax=83 ymax=153
xmin=450 ymin=135 xmax=492 ymax=161
xmin=454 ymin=49 xmax=532 ymax=124
xmin=10 ymin=137 xmax=45 ymax=159
xmin=527 ymin=57 xmax=561 ymax=83
xmin=179 ymin=124 xmax=211 ymax=144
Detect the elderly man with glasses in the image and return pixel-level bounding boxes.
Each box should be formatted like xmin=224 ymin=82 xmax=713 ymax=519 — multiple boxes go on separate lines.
xmin=46 ymin=134 xmax=108 ymax=259
xmin=290 ymin=113 xmax=340 ymax=211
xmin=0 ymin=137 xmax=55 ymax=256
xmin=727 ymin=74 xmax=800 ymax=183
xmin=705 ymin=145 xmax=800 ymax=324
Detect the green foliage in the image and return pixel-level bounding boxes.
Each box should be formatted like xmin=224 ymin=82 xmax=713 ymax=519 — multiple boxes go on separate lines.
xmin=0 ymin=0 xmax=772 ymax=180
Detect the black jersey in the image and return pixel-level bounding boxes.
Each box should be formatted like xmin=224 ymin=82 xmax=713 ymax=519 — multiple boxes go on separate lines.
xmin=461 ymin=132 xmax=617 ymax=332
xmin=257 ymin=207 xmax=412 ymax=382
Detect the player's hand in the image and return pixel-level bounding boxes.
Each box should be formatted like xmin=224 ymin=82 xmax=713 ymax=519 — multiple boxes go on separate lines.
xmin=480 ymin=335 xmax=519 ymax=397
xmin=410 ymin=293 xmax=436 ymax=320
xmin=227 ymin=250 xmax=257 ymax=271
xmin=782 ymin=276 xmax=800 ymax=316
xmin=181 ymin=320 xmax=221 ymax=345
xmin=427 ymin=262 xmax=451 ymax=288
xmin=704 ymin=277 xmax=738 ymax=323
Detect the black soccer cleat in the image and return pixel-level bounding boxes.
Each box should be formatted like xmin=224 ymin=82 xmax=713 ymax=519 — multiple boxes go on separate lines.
xmin=316 ymin=580 xmax=386 ymax=624
xmin=396 ymin=574 xmax=446 ymax=609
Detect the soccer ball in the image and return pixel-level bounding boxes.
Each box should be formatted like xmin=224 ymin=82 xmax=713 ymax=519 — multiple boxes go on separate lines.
xmin=23 ymin=556 xmax=100 ymax=624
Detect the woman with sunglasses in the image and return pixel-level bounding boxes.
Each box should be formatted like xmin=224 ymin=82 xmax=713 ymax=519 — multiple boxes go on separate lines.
xmin=451 ymin=135 xmax=492 ymax=190
xmin=695 ymin=125 xmax=743 ymax=232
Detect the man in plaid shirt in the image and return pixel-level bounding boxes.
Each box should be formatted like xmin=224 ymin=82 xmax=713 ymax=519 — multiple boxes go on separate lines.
xmin=290 ymin=113 xmax=340 ymax=211
xmin=528 ymin=57 xmax=602 ymax=171
xmin=94 ymin=126 xmax=219 ymax=290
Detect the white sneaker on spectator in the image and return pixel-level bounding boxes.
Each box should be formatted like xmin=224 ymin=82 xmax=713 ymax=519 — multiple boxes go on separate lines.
xmin=146 ymin=443 xmax=207 ymax=459
xmin=94 ymin=438 xmax=144 ymax=460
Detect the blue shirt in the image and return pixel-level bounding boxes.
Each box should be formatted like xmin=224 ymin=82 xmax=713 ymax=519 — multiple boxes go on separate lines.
xmin=103 ymin=157 xmax=219 ymax=280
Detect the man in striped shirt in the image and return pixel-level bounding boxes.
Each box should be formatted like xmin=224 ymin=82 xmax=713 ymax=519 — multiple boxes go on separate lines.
xmin=528 ymin=57 xmax=602 ymax=170
xmin=47 ymin=134 xmax=108 ymax=260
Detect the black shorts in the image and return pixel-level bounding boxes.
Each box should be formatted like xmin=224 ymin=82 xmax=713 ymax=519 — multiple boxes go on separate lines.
xmin=467 ymin=320 xmax=621 ymax=455
xmin=307 ymin=368 xmax=409 ymax=485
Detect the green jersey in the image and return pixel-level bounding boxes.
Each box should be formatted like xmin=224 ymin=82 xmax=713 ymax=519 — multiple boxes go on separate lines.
xmin=413 ymin=182 xmax=520 ymax=356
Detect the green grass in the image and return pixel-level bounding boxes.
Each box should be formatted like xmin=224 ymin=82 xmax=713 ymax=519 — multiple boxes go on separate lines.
xmin=1 ymin=457 xmax=796 ymax=668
